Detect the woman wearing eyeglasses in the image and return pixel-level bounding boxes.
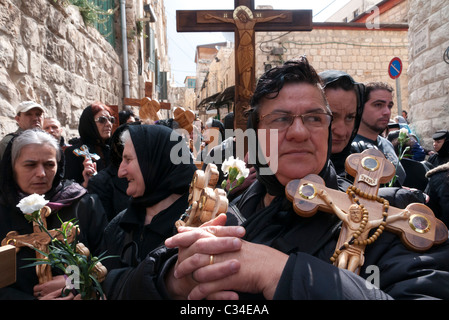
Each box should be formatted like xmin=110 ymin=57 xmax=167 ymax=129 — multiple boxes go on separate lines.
xmin=64 ymin=102 xmax=115 ymax=187
xmin=115 ymin=57 xmax=449 ymax=301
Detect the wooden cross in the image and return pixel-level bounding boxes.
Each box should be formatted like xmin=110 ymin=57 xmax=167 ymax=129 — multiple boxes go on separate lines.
xmin=286 ymin=149 xmax=448 ymax=273
xmin=177 ymin=0 xmax=312 ymax=131
xmin=123 ymin=82 xmax=166 ymax=122
xmin=174 ymin=107 xmax=196 ymax=134
xmin=176 ymin=163 xmax=228 ymax=228
xmin=1 ymin=206 xmax=78 ymax=284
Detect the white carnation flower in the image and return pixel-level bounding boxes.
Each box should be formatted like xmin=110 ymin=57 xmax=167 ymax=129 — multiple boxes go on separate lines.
xmin=17 ymin=193 xmax=49 ymax=215
xmin=222 ymin=156 xmax=249 ymax=179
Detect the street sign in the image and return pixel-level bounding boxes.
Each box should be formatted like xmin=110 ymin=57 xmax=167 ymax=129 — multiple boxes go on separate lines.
xmin=388 ymin=57 xmax=402 ymax=79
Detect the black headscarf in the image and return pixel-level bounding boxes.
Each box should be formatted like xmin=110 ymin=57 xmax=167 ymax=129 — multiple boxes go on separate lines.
xmin=127 ymin=124 xmax=196 ymax=208
xmin=319 ymin=70 xmax=365 ymax=176
xmin=247 ymin=58 xmax=338 ymax=197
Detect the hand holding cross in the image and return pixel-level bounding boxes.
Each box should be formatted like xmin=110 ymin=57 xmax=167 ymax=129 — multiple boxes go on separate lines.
xmin=1 ymin=206 xmax=78 ymax=284
xmin=176 ymin=163 xmax=228 ymax=229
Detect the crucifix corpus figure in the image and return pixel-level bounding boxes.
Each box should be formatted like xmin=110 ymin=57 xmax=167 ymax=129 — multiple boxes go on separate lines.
xmin=318 ymin=189 xmax=410 ymax=273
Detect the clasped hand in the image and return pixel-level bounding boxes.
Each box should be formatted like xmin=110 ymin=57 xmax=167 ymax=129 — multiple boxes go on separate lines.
xmin=164 ymin=214 xmax=288 ymax=300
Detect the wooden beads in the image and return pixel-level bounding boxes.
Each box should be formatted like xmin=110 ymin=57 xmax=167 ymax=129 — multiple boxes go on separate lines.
xmin=331 ymin=185 xmax=390 ymax=262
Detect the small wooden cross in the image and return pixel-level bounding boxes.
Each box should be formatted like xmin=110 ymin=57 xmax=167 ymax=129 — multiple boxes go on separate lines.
xmin=176 ymin=163 xmax=228 ymax=228
xmin=174 ymin=107 xmax=196 ymax=134
xmin=1 ymin=206 xmax=78 ymax=284
xmin=286 ymin=149 xmax=448 ymax=273
xmin=123 ymin=82 xmax=171 ymax=121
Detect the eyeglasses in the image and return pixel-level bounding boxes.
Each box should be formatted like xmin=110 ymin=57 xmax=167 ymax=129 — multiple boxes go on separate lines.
xmin=95 ymin=116 xmax=115 ymax=124
xmin=260 ymin=111 xmax=332 ymax=131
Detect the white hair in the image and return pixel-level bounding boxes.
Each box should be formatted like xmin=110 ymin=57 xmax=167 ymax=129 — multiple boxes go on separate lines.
xmin=11 ymin=129 xmax=61 ymax=165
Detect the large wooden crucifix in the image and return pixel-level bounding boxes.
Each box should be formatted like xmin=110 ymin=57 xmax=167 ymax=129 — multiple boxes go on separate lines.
xmin=286 ymin=149 xmax=448 ymax=274
xmin=177 ymin=0 xmax=313 ymax=130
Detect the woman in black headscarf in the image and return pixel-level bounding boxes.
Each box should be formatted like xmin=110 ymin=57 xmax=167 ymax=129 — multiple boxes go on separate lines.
xmin=319 ymin=70 xmax=364 ymax=178
xmin=101 ymin=124 xmax=196 ymax=299
xmin=161 ymin=58 xmax=449 ymax=301
xmin=0 ymin=129 xmax=107 ymax=299
xmin=64 ymin=102 xmax=115 ymax=187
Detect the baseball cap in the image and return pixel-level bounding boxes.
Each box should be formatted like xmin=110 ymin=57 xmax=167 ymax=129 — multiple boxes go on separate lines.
xmin=16 ymin=101 xmax=47 ymax=115
xmin=432 ymin=130 xmax=448 ymax=140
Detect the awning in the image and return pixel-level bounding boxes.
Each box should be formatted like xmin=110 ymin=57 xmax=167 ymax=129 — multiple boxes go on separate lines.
xmin=197 ymin=92 xmax=220 ymax=111
xmin=197 ymin=86 xmax=235 ymax=111
xmin=212 ymin=86 xmax=235 ymax=109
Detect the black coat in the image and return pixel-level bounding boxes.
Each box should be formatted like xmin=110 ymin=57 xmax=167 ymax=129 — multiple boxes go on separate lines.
xmin=101 ymin=194 xmax=189 ymax=299
xmin=425 ymin=163 xmax=449 ymax=227
xmin=87 ymin=164 xmax=130 ymax=222
xmin=229 ymin=180 xmax=449 ymax=299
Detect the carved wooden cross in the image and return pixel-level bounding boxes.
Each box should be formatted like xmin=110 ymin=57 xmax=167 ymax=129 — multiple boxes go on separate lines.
xmin=174 ymin=107 xmax=196 ymax=134
xmin=177 ymin=0 xmax=312 ymax=131
xmin=286 ymin=149 xmax=448 ymax=273
xmin=176 ymin=163 xmax=228 ymax=228
xmin=123 ymin=82 xmax=171 ymax=122
xmin=1 ymin=206 xmax=78 ymax=284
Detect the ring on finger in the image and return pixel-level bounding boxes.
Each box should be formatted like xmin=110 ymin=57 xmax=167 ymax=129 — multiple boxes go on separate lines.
xmin=209 ymin=254 xmax=215 ymax=265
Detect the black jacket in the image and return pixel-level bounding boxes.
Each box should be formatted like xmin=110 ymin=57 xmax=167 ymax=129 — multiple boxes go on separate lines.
xmin=425 ymin=162 xmax=449 ymax=227
xmin=229 ymin=179 xmax=449 ymax=299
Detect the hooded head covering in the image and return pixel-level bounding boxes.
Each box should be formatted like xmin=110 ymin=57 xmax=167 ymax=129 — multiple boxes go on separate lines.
xmin=247 ymin=57 xmax=337 ymax=196
xmin=78 ymin=104 xmax=112 ymax=147
xmin=127 ymin=124 xmax=196 ymax=208
xmin=319 ymin=70 xmax=365 ymax=176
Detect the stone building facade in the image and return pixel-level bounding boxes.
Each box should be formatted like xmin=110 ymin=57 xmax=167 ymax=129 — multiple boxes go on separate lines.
xmin=255 ymin=23 xmax=409 ymax=114
xmin=406 ymin=0 xmax=449 ymax=149
xmin=0 ymin=0 xmax=122 ymax=138
xmin=0 ymin=0 xmax=171 ymax=138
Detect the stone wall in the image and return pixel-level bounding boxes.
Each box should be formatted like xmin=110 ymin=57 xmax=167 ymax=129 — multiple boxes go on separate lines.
xmin=407 ymin=0 xmax=449 ymax=149
xmin=256 ymin=25 xmax=409 ymax=117
xmin=0 ymin=0 xmax=122 ymax=138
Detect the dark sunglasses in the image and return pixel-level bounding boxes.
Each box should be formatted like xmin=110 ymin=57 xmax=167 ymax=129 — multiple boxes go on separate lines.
xmin=95 ymin=116 xmax=115 ymax=124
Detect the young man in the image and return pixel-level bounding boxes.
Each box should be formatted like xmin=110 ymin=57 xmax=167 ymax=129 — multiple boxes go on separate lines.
xmin=351 ymin=82 xmax=406 ymax=186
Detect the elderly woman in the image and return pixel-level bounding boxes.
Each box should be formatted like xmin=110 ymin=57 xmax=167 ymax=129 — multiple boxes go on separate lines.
xmin=160 ymin=58 xmax=449 ymax=300
xmin=64 ymin=102 xmax=115 ymax=187
xmin=0 ymin=129 xmax=107 ymax=299
xmin=101 ymin=124 xmax=197 ymax=299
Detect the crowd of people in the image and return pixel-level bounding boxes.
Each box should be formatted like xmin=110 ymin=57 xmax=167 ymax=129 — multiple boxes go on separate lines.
xmin=0 ymin=56 xmax=448 ymax=300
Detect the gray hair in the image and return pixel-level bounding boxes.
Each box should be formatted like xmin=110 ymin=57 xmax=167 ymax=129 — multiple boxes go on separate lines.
xmin=119 ymin=128 xmax=131 ymax=146
xmin=11 ymin=129 xmax=61 ymax=165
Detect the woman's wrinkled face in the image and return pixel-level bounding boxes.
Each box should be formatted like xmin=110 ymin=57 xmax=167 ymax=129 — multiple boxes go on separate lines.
xmin=118 ymin=138 xmax=145 ymax=198
xmin=94 ymin=109 xmax=114 ymax=141
xmin=325 ymin=88 xmax=357 ymax=154
xmin=257 ymin=82 xmax=330 ymax=186
xmin=13 ymin=144 xmax=57 ymax=195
